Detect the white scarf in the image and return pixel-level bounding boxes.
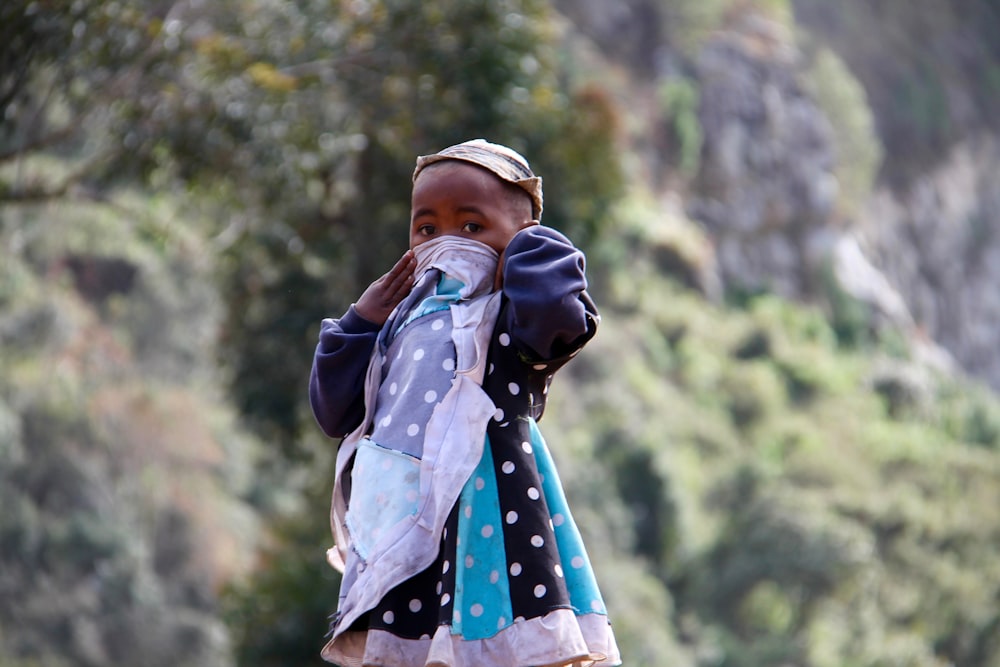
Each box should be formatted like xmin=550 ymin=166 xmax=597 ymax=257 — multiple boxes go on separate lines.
xmin=411 ymin=235 xmax=499 ymax=300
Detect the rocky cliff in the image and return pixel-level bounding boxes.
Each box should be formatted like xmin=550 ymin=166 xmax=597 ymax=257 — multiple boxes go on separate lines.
xmin=556 ymin=0 xmax=1000 ymax=391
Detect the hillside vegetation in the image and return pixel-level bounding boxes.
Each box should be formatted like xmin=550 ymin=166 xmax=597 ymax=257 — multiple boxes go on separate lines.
xmin=2 ymin=1 xmax=1000 ymax=666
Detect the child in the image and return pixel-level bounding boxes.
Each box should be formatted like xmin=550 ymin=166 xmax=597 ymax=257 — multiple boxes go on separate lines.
xmin=310 ymin=139 xmax=621 ymax=667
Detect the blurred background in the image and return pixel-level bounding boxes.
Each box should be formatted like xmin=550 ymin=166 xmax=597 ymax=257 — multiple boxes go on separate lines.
xmin=3 ymin=1 xmax=1000 ymax=665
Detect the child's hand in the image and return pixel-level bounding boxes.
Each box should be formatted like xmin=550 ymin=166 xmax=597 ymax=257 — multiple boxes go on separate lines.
xmin=355 ymin=250 xmax=417 ymax=325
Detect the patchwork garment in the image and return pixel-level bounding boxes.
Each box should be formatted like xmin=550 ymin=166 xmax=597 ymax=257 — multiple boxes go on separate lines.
xmin=310 ymin=229 xmax=620 ymax=667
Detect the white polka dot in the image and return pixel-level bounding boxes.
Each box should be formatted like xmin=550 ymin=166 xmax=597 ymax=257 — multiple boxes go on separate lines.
xmin=475 ymin=476 xmax=485 ymax=490
xmin=381 ymin=414 xmax=393 ymax=427
xmin=413 ymin=348 xmax=425 ymax=361
xmin=407 ymin=423 xmax=420 ymax=436
xmin=493 ymin=408 xmax=504 ymax=422
xmin=527 ymin=487 xmax=540 ymax=500
xmin=510 ymin=562 xmax=522 ymax=576
xmin=489 ymin=363 xmax=495 ymax=375
xmin=383 ymin=611 xmax=395 ymax=624
xmin=443 ymin=358 xmax=455 ymax=371
xmin=442 ymin=560 xmax=450 ymax=574
xmin=554 ymin=564 xmax=564 ymax=578
xmin=409 ymin=599 xmax=422 ymax=613
xmin=508 ymin=382 xmax=520 ymax=395
xmin=453 ymin=610 xmax=461 ymax=623
xmin=534 ymin=584 xmax=547 ymax=598
xmin=497 ymin=617 xmax=507 ymax=630
xmin=552 ymin=513 xmax=565 ymax=527
xmin=421 ymin=634 xmax=430 ymax=640
xmin=464 ymin=505 xmax=473 ymax=519
xmin=530 ymin=534 xmax=544 ymax=548
xmin=521 ymin=441 xmax=533 ymax=454
xmin=571 ymin=556 xmax=585 ymax=569
xmin=443 ymin=528 xmax=448 ymax=540
xmin=470 ymin=603 xmax=484 ymax=617
xmin=465 ymin=555 xmax=475 ymax=568
xmin=591 ymin=599 xmax=602 ymax=612
xmin=515 ymin=616 xmax=525 ymax=624
xmin=499 ymin=333 xmax=511 ymax=346
xmin=506 ymin=511 xmax=519 ymax=524
xmin=533 ymin=363 xmax=548 ymax=370
xmin=424 ymin=390 xmax=437 ymax=403
xmin=489 ymin=570 xmax=500 ymax=584
xmin=501 ymin=461 xmax=515 ymax=474
xmin=389 ymin=382 xmax=398 ymax=395
xmin=432 ymin=319 xmax=445 ymax=330
xmin=481 ymin=524 xmax=494 ymax=538
xmin=441 ymin=593 xmax=451 ymax=606
xmin=436 ymin=581 xmax=442 ymax=595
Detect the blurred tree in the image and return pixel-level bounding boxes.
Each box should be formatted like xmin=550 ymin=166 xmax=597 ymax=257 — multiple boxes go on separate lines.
xmin=213 ymin=0 xmax=624 ymax=456
xmin=0 ymin=0 xmax=623 ymax=453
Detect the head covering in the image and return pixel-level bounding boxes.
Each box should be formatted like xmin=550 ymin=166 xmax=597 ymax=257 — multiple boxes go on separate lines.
xmin=413 ymin=139 xmax=543 ymax=220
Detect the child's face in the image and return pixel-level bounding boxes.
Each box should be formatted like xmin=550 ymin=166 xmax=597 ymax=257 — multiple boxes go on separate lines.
xmin=410 ymin=161 xmax=532 ymax=254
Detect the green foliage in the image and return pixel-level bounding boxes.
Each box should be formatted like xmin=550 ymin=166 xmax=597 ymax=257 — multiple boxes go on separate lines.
xmin=657 ymin=0 xmax=795 ymax=57
xmin=0 ymin=190 xmax=261 ymax=666
xmin=936 ymin=379 xmax=1000 ymax=449
xmin=658 ymin=0 xmax=731 ymax=57
xmin=553 ymin=234 xmax=1000 ymax=666
xmin=224 ymin=506 xmax=341 ymax=667
xmin=802 ymin=47 xmax=882 ymax=218
xmin=658 ymin=77 xmax=703 ymax=178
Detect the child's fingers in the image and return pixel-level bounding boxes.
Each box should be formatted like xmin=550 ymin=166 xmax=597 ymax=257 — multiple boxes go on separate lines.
xmin=383 ymin=251 xmax=416 ymax=293
xmin=389 ymin=249 xmax=416 ymax=274
xmin=355 ymin=251 xmax=416 ymax=323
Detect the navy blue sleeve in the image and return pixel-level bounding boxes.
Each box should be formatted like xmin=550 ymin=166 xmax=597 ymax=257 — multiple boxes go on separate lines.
xmin=500 ymin=225 xmax=599 ymax=362
xmin=308 ymin=305 xmax=381 ymax=438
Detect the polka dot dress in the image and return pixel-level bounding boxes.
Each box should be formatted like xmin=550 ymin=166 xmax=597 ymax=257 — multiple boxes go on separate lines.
xmin=352 ymin=318 xmax=607 ymax=640
xmin=364 ymin=423 xmax=607 ymax=642
xmin=334 ymin=272 xmax=616 ymax=665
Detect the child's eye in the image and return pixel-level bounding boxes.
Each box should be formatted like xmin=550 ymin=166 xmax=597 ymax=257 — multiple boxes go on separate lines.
xmin=462 ymin=222 xmax=482 ymax=233
xmin=417 ymin=224 xmax=435 ymax=236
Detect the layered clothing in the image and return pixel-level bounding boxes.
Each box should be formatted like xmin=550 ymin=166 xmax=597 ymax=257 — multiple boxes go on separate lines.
xmin=310 ymin=227 xmax=619 ymax=667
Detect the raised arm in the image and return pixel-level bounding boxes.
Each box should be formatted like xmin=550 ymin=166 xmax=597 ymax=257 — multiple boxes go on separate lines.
xmin=500 ymin=225 xmax=599 ymax=362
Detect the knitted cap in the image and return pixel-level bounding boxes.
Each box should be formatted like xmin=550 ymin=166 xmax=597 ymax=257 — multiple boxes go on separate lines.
xmin=413 ymin=139 xmax=543 ymax=220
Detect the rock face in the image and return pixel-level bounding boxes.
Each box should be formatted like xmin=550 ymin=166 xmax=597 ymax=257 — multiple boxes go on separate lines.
xmin=687 ymin=14 xmax=838 ymax=301
xmin=857 ymin=136 xmax=1000 ymax=387
xmin=555 ymin=2 xmax=1000 ymax=391
xmin=685 ymin=9 xmax=1000 ymax=390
